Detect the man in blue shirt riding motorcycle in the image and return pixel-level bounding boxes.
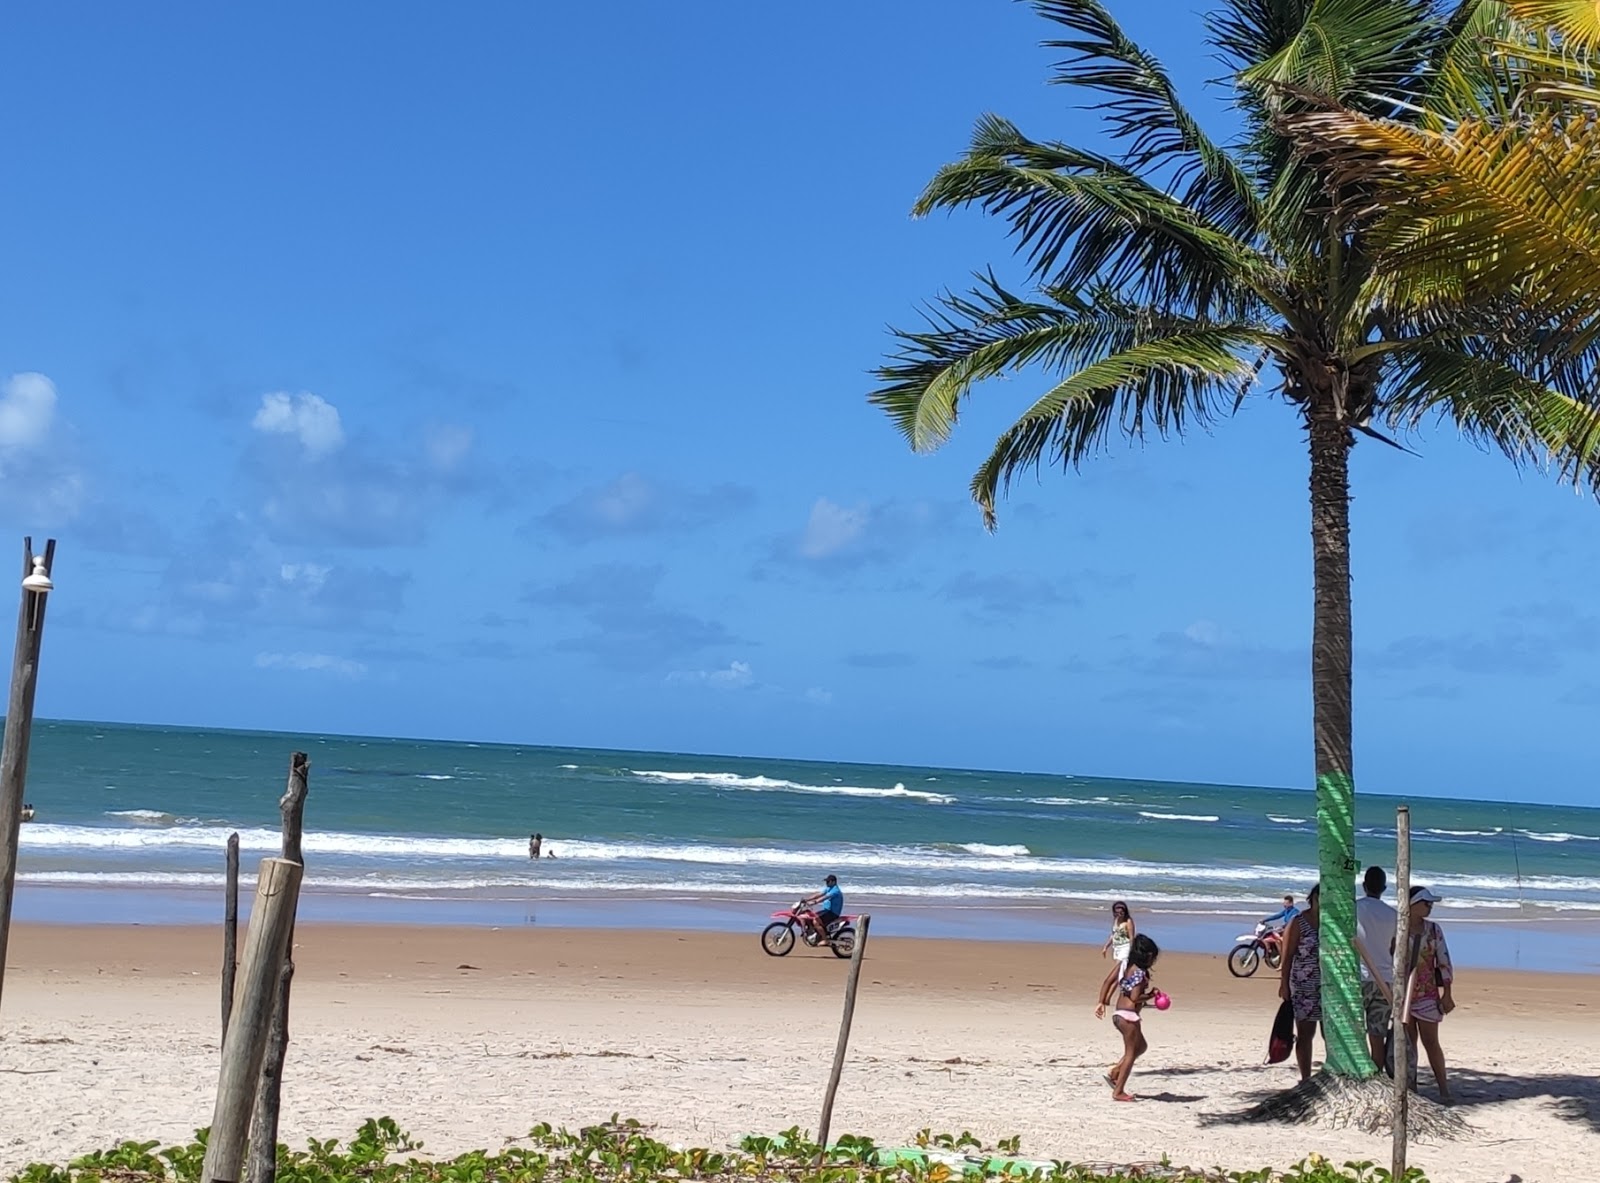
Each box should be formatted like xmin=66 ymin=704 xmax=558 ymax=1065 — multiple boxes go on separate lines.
xmin=800 ymin=874 xmax=844 ymax=945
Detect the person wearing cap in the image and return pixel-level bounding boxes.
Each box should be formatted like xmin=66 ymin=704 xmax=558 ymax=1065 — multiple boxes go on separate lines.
xmin=1399 ymin=885 xmax=1455 ymax=1104
xmin=799 ymin=874 xmax=844 ymax=944
xmin=1355 ymin=866 xmax=1398 ymax=1070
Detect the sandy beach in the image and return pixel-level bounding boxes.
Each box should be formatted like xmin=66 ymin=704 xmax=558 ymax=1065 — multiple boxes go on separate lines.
xmin=2 ymin=923 xmax=1595 ymax=1183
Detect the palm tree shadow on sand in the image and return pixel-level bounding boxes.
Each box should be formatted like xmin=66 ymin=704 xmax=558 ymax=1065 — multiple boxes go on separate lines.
xmin=1196 ymin=1062 xmax=1598 ymax=1139
xmin=1446 ymin=1068 xmax=1600 ymax=1134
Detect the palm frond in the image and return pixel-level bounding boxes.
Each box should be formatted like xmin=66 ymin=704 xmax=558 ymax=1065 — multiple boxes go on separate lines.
xmin=966 ymin=329 xmax=1271 ymax=524
xmin=1283 ymin=107 xmax=1600 ymax=340
xmin=1030 ymin=0 xmax=1263 ymax=236
xmin=914 ymin=115 xmax=1280 ymax=314
xmin=872 ymin=274 xmax=1276 ymax=453
xmin=1507 ymin=0 xmax=1600 ymax=52
xmin=1386 ymin=346 xmax=1600 ymax=492
xmin=1240 ymin=0 xmax=1437 ymax=103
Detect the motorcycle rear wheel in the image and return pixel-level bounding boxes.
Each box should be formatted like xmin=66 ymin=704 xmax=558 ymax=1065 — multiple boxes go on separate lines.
xmin=761 ymin=922 xmax=796 ymax=957
xmin=829 ymin=925 xmax=856 ymax=959
xmin=1264 ymin=946 xmax=1282 ymax=971
xmin=1227 ymin=943 xmax=1261 ymax=978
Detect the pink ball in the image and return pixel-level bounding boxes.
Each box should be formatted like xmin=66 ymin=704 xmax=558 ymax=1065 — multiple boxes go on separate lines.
xmin=1152 ymin=991 xmax=1171 ymax=1011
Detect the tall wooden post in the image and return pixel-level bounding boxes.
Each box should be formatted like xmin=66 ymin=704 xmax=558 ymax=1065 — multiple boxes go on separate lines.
xmin=223 ymin=831 xmax=240 ymax=1043
xmin=1391 ymin=806 xmax=1412 ymax=1179
xmin=247 ymin=753 xmax=309 ymax=1183
xmin=816 ymin=914 xmax=870 ymax=1157
xmin=0 ymin=537 xmax=55 ymax=1022
xmin=203 ymin=857 xmax=304 ymax=1183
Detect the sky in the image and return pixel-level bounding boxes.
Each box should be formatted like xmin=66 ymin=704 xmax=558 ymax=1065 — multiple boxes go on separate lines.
xmin=2 ymin=2 xmax=1597 ymax=806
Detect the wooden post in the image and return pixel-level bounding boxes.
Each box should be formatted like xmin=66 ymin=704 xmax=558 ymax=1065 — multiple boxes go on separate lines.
xmin=223 ymin=832 xmax=240 ymax=1043
xmin=247 ymin=753 xmax=309 ymax=1183
xmin=0 ymin=537 xmax=55 ymax=1024
xmin=816 ymin=914 xmax=870 ymax=1157
xmin=1391 ymin=806 xmax=1412 ymax=1179
xmin=204 ymin=857 xmax=304 ymax=1183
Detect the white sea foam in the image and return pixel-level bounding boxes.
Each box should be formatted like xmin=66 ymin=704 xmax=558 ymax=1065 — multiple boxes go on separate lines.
xmin=958 ymin=843 xmax=1029 ymax=857
xmin=105 ymin=809 xmax=184 ymax=824
xmin=996 ymin=796 xmax=1111 ymax=807
xmin=1139 ymin=811 xmax=1220 ymax=823
xmin=1517 ymin=830 xmax=1599 ymax=843
xmin=1425 ymin=827 xmax=1504 ymax=837
xmin=558 ymin=764 xmax=579 ymax=769
xmin=1267 ymin=816 xmax=1307 ymax=825
xmin=417 ymin=774 xmax=455 ymax=781
xmin=629 ymin=769 xmax=956 ymax=804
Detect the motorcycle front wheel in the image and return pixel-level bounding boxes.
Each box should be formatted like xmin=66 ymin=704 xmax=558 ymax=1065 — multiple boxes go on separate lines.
xmin=761 ymin=922 xmax=796 ymax=957
xmin=1227 ymin=943 xmax=1261 ymax=978
xmin=829 ymin=925 xmax=856 ymax=959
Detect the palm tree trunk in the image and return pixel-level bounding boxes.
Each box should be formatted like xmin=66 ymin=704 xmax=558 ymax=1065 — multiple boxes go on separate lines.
xmin=1308 ymin=401 xmax=1371 ymax=1080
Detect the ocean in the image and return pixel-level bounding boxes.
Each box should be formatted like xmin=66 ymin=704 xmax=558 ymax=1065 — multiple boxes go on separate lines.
xmin=13 ymin=720 xmax=1600 ymax=969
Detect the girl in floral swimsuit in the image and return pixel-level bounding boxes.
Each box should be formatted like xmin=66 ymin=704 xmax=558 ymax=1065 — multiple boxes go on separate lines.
xmin=1095 ymin=933 xmax=1160 ymax=1101
xmin=1278 ymin=883 xmax=1322 ymax=1081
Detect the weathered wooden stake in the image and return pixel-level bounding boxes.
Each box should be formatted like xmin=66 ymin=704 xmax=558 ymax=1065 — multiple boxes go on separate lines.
xmin=816 ymin=914 xmax=870 ymax=1157
xmin=203 ymin=857 xmax=304 ymax=1183
xmin=0 ymin=537 xmax=55 ymax=1025
xmin=223 ymin=832 xmax=240 ymax=1044
xmin=247 ymin=752 xmax=309 ymax=1183
xmin=1391 ymin=805 xmax=1412 ymax=1180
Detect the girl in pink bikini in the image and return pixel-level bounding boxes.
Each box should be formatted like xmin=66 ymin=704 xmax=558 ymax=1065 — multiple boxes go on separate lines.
xmin=1094 ymin=933 xmax=1160 ymax=1101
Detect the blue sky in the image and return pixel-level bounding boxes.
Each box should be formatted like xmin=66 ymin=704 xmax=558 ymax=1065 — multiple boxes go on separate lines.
xmin=3 ymin=1 xmax=1596 ymax=805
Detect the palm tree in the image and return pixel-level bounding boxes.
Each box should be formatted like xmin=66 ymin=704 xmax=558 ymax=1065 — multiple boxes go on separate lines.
xmin=872 ymin=0 xmax=1600 ymax=1102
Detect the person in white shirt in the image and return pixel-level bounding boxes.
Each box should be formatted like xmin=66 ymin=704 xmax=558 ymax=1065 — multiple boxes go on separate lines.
xmin=1354 ymin=864 xmax=1398 ymax=1071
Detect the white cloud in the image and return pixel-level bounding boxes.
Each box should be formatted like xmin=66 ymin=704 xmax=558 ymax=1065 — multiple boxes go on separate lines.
xmin=252 ymin=392 xmax=345 ymax=456
xmin=1184 ymin=620 xmax=1226 ymax=647
xmin=804 ymin=686 xmax=834 ymax=706
xmin=279 ymin=562 xmax=331 ymax=591
xmin=668 ymin=660 xmax=755 ymax=690
xmin=0 ymin=373 xmax=57 ymax=449
xmin=254 ymin=651 xmax=367 ymax=678
xmin=424 ymin=424 xmax=473 ymax=473
xmin=798 ymin=498 xmax=868 ymax=559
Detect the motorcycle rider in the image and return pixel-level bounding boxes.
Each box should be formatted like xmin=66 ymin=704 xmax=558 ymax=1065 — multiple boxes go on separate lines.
xmin=799 ymin=874 xmax=844 ymax=944
xmin=1262 ymin=893 xmax=1298 ymax=933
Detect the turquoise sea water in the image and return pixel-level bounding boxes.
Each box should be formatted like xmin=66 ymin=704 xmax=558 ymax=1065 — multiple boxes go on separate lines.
xmin=13 ymin=720 xmax=1600 ymax=968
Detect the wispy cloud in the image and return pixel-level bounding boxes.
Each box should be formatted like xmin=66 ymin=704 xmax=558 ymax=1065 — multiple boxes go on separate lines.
xmin=766 ymin=497 xmax=959 ymax=572
xmin=668 ymin=660 xmax=756 ymax=689
xmin=844 ymin=651 xmax=918 ymax=669
xmin=254 ymin=651 xmax=367 ymax=678
xmin=536 ymin=471 xmax=754 ymax=542
xmin=525 ymin=563 xmax=738 ymax=671
xmin=943 ymin=571 xmax=1074 ymax=616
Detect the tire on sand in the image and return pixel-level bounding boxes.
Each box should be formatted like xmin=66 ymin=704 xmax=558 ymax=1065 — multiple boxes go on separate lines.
xmin=761 ymin=922 xmax=796 ymax=957
xmin=1228 ymin=943 xmax=1261 ymax=978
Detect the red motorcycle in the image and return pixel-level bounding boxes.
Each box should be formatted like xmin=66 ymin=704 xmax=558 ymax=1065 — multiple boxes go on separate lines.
xmin=1228 ymin=920 xmax=1286 ymax=978
xmin=761 ymin=902 xmax=858 ymax=959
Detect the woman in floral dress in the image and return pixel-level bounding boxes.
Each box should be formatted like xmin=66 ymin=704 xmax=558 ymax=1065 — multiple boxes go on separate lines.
xmin=1401 ymin=886 xmax=1456 ymax=1103
xmin=1278 ymin=883 xmax=1322 ymax=1081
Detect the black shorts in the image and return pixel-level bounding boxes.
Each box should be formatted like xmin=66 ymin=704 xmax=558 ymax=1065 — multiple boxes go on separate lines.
xmin=816 ymin=910 xmax=840 ymax=929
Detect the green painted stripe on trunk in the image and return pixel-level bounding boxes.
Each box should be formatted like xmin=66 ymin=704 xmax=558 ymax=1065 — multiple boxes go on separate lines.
xmin=1315 ymin=769 xmax=1375 ymax=1079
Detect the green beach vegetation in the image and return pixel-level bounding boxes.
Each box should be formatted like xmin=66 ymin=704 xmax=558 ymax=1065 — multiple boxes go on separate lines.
xmin=871 ymin=0 xmax=1600 ymax=1109
xmin=4 ymin=1119 xmax=1431 ymax=1183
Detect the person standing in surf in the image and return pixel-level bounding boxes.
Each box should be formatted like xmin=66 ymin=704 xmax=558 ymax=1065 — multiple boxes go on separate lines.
xmin=1097 ymin=901 xmax=1136 ymax=1011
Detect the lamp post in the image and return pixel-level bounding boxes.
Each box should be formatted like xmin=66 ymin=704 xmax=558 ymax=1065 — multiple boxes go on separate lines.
xmin=0 ymin=537 xmax=55 ymax=1021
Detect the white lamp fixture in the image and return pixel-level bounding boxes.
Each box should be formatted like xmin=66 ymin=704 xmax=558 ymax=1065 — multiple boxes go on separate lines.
xmin=22 ymin=556 xmax=52 ymax=594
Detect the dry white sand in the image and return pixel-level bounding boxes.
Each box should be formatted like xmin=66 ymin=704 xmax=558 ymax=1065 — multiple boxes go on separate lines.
xmin=2 ymin=925 xmax=1595 ymax=1183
